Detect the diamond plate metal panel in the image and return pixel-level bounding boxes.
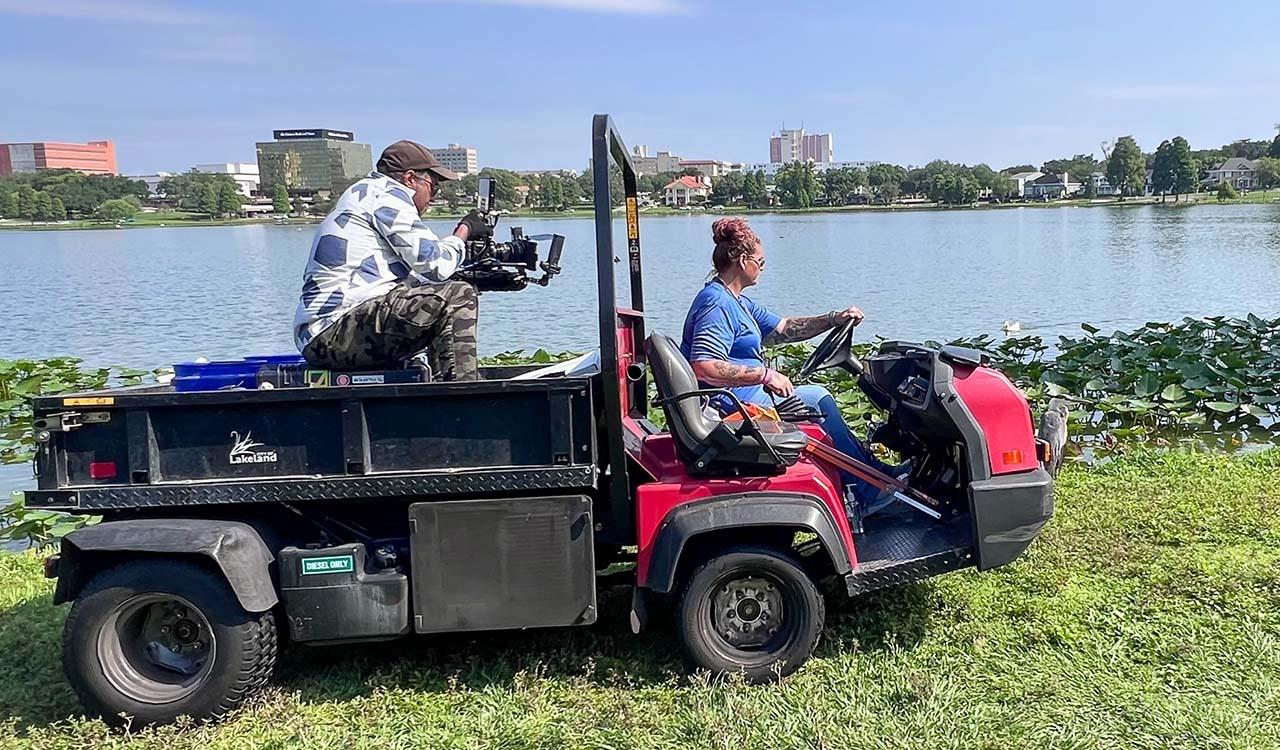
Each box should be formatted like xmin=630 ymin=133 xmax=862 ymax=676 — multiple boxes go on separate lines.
xmin=844 ymin=548 xmax=974 ymax=596
xmin=48 ymin=467 xmax=597 ymax=510
xmin=855 ymin=514 xmax=972 ymax=573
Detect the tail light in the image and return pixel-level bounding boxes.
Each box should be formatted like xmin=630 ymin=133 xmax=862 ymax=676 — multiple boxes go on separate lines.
xmin=88 ymin=461 xmax=117 ymax=480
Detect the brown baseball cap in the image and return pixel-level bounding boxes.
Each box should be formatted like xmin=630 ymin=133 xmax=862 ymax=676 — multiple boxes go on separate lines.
xmin=376 ymin=140 xmax=460 ymax=181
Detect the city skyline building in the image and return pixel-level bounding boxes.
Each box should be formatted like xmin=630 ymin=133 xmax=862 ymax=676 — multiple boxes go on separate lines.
xmin=0 ymin=140 xmax=117 ymax=175
xmin=630 ymin=144 xmax=684 ymax=176
xmin=427 ymin=144 xmax=478 ymax=176
xmin=193 ymin=162 xmax=260 ymax=197
xmin=769 ymin=127 xmax=834 ymax=164
xmin=255 ymin=128 xmax=371 ymax=194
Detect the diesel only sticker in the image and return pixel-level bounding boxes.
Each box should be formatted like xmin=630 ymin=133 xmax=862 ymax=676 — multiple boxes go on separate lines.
xmin=300 ymin=555 xmax=355 ymax=575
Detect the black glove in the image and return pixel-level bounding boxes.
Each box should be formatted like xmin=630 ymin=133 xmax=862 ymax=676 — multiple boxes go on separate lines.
xmin=456 ymin=210 xmax=492 ymax=242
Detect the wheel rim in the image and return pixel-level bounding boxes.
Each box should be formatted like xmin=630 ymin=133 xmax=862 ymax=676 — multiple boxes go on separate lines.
xmin=97 ymin=593 xmax=217 ymax=705
xmin=706 ymin=570 xmax=797 ymax=661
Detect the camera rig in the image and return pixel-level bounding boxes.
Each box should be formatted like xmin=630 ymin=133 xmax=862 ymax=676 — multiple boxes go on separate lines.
xmin=455 ymin=177 xmax=565 ymax=292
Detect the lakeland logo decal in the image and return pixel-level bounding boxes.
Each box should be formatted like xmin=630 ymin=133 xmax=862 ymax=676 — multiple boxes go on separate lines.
xmin=229 ymin=431 xmax=278 ymax=465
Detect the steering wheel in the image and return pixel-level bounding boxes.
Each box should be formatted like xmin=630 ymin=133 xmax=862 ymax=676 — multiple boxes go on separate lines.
xmin=796 ymin=319 xmax=864 ymax=380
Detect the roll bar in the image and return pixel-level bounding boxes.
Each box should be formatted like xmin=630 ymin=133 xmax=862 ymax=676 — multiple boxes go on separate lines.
xmin=592 ymin=114 xmax=644 ymax=539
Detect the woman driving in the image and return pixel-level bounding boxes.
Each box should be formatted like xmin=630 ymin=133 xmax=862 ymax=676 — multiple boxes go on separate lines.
xmin=679 ymin=217 xmax=906 ymax=509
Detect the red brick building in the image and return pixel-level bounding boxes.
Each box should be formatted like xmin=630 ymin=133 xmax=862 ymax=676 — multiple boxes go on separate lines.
xmin=0 ymin=141 xmax=117 ymax=175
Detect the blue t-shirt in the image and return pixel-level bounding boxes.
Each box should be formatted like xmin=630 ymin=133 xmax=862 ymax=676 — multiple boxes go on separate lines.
xmin=680 ymin=280 xmax=782 ymax=406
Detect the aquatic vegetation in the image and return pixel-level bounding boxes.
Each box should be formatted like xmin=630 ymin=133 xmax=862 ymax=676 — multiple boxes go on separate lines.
xmin=3 ymin=315 xmax=1278 ymax=544
xmin=772 ymin=315 xmax=1280 ymax=453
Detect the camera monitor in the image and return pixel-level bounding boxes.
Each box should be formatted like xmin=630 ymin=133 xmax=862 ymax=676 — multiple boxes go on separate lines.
xmin=477 ymin=177 xmax=495 ymax=212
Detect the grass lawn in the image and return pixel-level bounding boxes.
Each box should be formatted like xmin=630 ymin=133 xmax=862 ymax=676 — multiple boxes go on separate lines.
xmin=1227 ymin=188 xmax=1280 ymax=204
xmin=0 ymin=449 xmax=1277 ymax=747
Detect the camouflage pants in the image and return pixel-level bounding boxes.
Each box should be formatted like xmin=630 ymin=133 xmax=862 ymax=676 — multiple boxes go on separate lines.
xmin=303 ymin=280 xmax=479 ymax=381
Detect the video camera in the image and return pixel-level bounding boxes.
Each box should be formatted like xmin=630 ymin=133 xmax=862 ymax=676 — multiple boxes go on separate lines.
xmin=457 ymin=177 xmax=565 ymax=292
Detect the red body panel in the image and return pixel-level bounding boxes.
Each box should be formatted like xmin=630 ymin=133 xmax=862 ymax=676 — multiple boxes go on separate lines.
xmin=951 ymin=365 xmax=1038 ymax=475
xmin=612 ymin=307 xmax=854 ymax=586
xmin=614 ymin=308 xmax=644 ymax=417
xmin=626 ymin=422 xmax=854 ymax=586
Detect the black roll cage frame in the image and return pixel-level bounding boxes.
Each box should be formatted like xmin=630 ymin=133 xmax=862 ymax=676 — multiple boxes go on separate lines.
xmin=591 ymin=114 xmax=645 ymax=540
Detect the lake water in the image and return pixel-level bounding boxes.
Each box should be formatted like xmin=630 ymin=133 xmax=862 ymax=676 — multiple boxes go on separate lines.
xmin=3 ymin=202 xmax=1280 ymax=499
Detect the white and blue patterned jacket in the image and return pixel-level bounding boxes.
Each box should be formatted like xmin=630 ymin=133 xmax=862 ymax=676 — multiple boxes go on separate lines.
xmin=292 ymin=172 xmax=466 ymax=351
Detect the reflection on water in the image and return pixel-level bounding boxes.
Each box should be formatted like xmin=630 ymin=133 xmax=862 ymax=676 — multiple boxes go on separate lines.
xmin=4 ymin=203 xmax=1280 ymax=497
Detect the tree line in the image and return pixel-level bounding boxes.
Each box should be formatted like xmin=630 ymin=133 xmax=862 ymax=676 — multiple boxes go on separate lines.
xmin=0 ymin=168 xmax=256 ymax=223
xmin=421 ymin=128 xmax=1280 ymax=213
xmin=0 ymin=170 xmax=148 ymax=223
xmin=158 ymin=172 xmax=245 ymax=218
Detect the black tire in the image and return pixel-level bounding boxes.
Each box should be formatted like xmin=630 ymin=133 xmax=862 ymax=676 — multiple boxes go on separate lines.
xmin=675 ymin=545 xmax=824 ymax=684
xmin=62 ymin=558 xmax=277 ymax=728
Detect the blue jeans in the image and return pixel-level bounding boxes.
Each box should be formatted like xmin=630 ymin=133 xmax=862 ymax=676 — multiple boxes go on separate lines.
xmin=744 ymin=384 xmax=892 ymax=504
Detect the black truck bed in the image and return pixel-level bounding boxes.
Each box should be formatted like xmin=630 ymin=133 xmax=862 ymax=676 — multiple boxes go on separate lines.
xmin=28 ymin=373 xmax=598 ymax=511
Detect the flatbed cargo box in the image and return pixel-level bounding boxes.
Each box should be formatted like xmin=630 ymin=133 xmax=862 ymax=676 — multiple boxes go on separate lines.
xmin=27 ymin=373 xmax=598 ymax=511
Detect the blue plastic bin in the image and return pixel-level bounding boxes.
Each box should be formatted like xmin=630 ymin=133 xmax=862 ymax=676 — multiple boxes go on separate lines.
xmin=173 ymin=354 xmax=305 ymax=392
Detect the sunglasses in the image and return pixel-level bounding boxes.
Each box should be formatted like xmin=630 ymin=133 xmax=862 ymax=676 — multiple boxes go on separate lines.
xmin=745 ymin=255 xmax=766 ymax=269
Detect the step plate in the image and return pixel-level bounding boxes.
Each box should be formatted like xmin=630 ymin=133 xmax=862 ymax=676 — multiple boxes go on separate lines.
xmin=845 ymin=510 xmax=976 ymax=595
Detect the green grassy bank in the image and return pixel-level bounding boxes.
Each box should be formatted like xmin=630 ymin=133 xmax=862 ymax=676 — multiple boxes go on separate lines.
xmin=0 ymin=449 xmax=1277 ymax=747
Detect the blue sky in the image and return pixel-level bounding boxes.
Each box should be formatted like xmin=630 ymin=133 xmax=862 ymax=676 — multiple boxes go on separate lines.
xmin=2 ymin=0 xmax=1277 ymax=175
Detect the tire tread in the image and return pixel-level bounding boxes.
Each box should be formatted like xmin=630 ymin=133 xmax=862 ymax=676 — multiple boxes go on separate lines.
xmin=61 ymin=558 xmax=278 ymax=726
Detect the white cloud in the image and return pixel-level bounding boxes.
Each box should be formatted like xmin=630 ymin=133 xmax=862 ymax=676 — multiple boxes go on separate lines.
xmin=406 ymin=0 xmax=692 ymax=14
xmin=0 ymin=0 xmax=217 ymax=25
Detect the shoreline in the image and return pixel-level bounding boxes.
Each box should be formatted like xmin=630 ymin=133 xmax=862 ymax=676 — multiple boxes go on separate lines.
xmin=2 ymin=190 xmax=1275 ymax=231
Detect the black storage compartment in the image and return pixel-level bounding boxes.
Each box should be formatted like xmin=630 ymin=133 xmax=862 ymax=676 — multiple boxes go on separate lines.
xmin=409 ymin=495 xmax=596 ymax=633
xmin=28 ymin=378 xmax=598 ymax=510
xmin=278 ymin=543 xmax=410 ymax=642
xmin=150 ymin=402 xmax=345 ymax=481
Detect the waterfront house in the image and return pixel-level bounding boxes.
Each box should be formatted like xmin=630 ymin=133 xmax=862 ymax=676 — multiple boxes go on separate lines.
xmin=1007 ymin=170 xmax=1043 ymax=198
xmin=1090 ymin=172 xmax=1122 ymax=197
xmin=1025 ymin=172 xmax=1082 ymax=199
xmin=1204 ymin=158 xmax=1260 ymax=190
xmin=662 ymin=175 xmax=711 ymax=206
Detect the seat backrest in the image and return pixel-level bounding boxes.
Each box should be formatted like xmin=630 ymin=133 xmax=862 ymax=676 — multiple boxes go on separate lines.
xmin=644 ymin=333 xmax=721 ymax=458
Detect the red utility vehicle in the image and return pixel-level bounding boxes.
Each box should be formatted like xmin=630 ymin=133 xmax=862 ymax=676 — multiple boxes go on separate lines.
xmin=29 ymin=116 xmax=1060 ymax=725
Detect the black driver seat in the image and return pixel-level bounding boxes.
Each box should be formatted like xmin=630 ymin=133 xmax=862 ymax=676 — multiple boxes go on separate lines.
xmin=645 ymin=333 xmax=808 ymax=476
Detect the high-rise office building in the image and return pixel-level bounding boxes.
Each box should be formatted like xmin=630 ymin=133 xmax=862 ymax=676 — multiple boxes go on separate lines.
xmin=256 ymin=129 xmax=372 ymax=194
xmin=0 ymin=140 xmax=117 ymax=175
xmin=768 ymin=127 xmax=834 ymax=164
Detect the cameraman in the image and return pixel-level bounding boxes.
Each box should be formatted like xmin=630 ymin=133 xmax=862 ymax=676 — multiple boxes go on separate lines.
xmin=293 ymin=140 xmax=492 ymax=381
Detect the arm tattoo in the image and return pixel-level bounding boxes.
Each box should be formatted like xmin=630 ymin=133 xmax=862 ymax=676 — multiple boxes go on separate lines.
xmin=763 ymin=313 xmax=837 ymax=345
xmin=693 ymin=359 xmax=767 ymax=386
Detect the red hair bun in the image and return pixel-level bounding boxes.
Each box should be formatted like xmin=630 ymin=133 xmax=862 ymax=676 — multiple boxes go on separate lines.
xmin=712 ymin=217 xmax=756 ymax=247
